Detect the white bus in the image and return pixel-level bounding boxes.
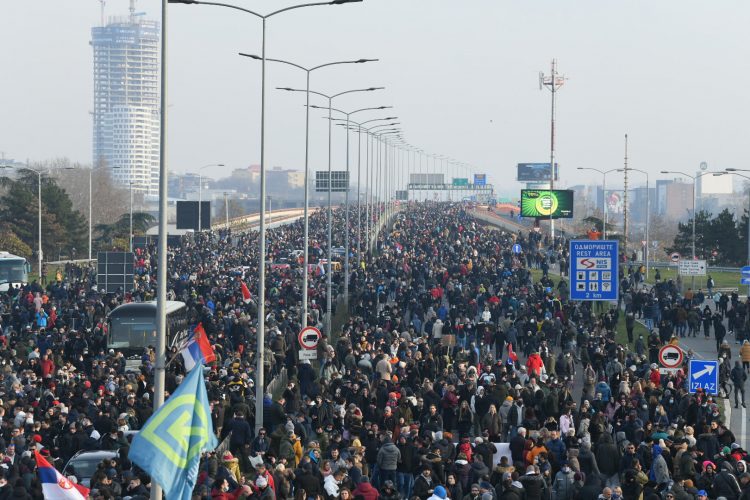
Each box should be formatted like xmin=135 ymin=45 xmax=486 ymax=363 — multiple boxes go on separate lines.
xmin=0 ymin=252 xmax=30 ymax=292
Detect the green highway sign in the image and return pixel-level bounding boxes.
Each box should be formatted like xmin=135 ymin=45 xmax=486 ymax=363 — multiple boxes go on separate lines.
xmin=452 ymin=178 xmax=469 ymax=186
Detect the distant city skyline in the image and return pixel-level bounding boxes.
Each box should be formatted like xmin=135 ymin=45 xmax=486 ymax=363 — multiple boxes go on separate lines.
xmin=2 ymin=0 xmax=749 ymax=193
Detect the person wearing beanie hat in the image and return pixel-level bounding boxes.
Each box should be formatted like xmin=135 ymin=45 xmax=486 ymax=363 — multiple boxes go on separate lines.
xmin=431 ymin=485 xmax=447 ymax=500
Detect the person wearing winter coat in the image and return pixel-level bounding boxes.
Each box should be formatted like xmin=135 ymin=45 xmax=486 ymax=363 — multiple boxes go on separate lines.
xmin=519 ymin=465 xmax=547 ymax=500
xmin=595 ymin=433 xmax=620 ymax=479
xmin=376 ymin=436 xmax=401 ymax=485
xmin=481 ymin=405 xmax=503 ymax=441
xmin=352 ymin=477 xmax=380 ymax=500
xmin=649 ymin=444 xmax=670 ymax=487
xmin=712 ymin=462 xmax=742 ymax=499
xmin=552 ymin=463 xmax=576 ymax=500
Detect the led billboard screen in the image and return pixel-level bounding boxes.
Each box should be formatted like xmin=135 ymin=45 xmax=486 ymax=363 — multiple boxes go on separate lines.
xmin=520 ymin=189 xmax=573 ymax=219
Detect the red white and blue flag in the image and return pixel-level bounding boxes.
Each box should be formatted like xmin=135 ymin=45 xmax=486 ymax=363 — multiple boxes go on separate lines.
xmin=35 ymin=450 xmax=89 ymax=500
xmin=181 ymin=323 xmax=216 ymax=371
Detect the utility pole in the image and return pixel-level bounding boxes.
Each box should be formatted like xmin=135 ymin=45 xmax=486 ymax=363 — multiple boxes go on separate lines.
xmin=539 ymin=59 xmax=566 ymax=241
xmin=623 ymin=134 xmax=629 ymax=258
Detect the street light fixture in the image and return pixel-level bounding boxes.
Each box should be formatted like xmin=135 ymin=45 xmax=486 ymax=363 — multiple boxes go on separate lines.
xmin=618 ymin=167 xmax=650 ymax=279
xmin=278 ymin=85 xmax=383 ymax=336
xmin=716 ymin=170 xmax=750 ymax=295
xmin=194 ymin=163 xmax=225 ymax=232
xmin=577 ymin=167 xmax=618 ymax=239
xmin=170 ymin=0 xmax=363 ymax=438
xmin=241 ymin=54 xmax=376 ymax=328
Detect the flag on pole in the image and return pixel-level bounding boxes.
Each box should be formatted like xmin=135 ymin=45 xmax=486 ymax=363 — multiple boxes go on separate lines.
xmin=507 ymin=343 xmax=518 ymax=363
xmin=129 ymin=361 xmax=218 ymax=500
xmin=35 ymin=450 xmax=89 ymax=500
xmin=181 ymin=323 xmax=216 ymax=371
xmin=240 ymin=280 xmax=252 ymax=303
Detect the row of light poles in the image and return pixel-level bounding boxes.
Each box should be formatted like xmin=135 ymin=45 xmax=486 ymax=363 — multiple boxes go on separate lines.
xmin=166 ymin=0 xmax=368 ymax=444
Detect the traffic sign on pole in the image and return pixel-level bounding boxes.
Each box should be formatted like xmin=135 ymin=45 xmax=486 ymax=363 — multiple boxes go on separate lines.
xmin=658 ymin=344 xmax=683 ymax=369
xmin=670 ymin=252 xmax=680 ymax=263
xmin=678 ymin=260 xmax=706 ymax=276
xmin=688 ymin=359 xmax=719 ymax=395
xmin=569 ymin=240 xmax=619 ymax=301
xmin=742 ymin=266 xmax=750 ymax=277
xmin=512 ymin=243 xmax=522 ymax=254
xmin=298 ymin=326 xmax=321 ymax=351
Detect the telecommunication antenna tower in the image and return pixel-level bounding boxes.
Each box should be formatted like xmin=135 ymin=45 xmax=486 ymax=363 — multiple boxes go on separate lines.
xmin=539 ymin=59 xmax=566 ymax=240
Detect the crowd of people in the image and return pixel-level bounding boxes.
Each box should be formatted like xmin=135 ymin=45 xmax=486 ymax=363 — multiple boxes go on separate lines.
xmin=0 ymin=203 xmax=748 ymax=500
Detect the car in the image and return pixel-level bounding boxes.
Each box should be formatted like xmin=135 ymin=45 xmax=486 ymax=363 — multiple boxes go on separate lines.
xmin=63 ymin=450 xmax=118 ymax=488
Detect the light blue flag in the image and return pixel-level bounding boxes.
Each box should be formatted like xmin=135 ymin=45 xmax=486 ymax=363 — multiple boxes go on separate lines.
xmin=129 ymin=363 xmax=218 ymax=499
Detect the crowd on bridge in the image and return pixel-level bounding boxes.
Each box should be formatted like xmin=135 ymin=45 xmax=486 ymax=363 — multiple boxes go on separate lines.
xmin=0 ymin=203 xmax=749 ymax=500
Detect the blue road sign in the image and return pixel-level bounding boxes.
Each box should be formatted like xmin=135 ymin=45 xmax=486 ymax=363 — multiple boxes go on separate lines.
xmin=512 ymin=244 xmax=522 ymax=254
xmin=688 ymin=359 xmax=719 ymax=395
xmin=742 ymin=266 xmax=750 ymax=277
xmin=569 ymin=240 xmax=619 ymax=301
xmin=742 ymin=278 xmax=750 ymax=285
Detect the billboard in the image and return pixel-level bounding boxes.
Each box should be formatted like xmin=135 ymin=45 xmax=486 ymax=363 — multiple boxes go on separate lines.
xmin=474 ymin=174 xmax=487 ymax=186
xmin=410 ymin=173 xmax=444 ymax=185
xmin=520 ymin=189 xmax=574 ymax=219
xmin=517 ymin=163 xmax=559 ymax=182
xmin=605 ymin=190 xmax=624 ymax=214
xmin=97 ymin=252 xmax=134 ymax=293
xmin=176 ymin=201 xmax=211 ymax=231
xmin=315 ymin=171 xmax=349 ymax=192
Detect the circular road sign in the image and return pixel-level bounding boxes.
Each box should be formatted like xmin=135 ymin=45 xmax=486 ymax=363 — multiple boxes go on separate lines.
xmin=298 ymin=326 xmax=321 ymax=350
xmin=512 ymin=243 xmax=522 ymax=254
xmin=670 ymin=252 xmax=681 ymax=263
xmin=659 ymin=344 xmax=684 ymax=369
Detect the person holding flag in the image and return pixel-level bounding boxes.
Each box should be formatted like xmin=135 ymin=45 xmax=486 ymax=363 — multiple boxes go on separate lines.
xmin=35 ymin=450 xmax=89 ymax=500
xmin=181 ymin=322 xmax=216 ymax=371
xmin=129 ymin=360 xmax=219 ymax=499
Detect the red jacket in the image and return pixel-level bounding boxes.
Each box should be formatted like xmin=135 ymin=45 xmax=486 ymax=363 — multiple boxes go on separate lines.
xmin=526 ymin=353 xmax=544 ymax=378
xmin=353 ymin=481 xmax=379 ymax=500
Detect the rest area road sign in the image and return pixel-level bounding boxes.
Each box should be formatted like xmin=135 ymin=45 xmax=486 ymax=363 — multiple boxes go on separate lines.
xmin=569 ymin=240 xmax=619 ymax=301
xmin=688 ymin=359 xmax=719 ymax=395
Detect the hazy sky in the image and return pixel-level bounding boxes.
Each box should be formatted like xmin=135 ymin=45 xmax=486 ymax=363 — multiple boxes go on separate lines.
xmin=2 ymin=0 xmax=749 ymax=195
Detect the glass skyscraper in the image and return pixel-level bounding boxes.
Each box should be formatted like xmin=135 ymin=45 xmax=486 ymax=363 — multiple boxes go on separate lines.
xmin=91 ymin=14 xmax=160 ymax=196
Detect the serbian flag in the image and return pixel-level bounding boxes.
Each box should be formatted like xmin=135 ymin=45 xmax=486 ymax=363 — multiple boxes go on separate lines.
xmin=181 ymin=323 xmax=216 ymax=371
xmin=507 ymin=343 xmax=518 ymax=363
xmin=240 ymin=280 xmax=252 ymax=303
xmin=35 ymin=450 xmax=89 ymax=499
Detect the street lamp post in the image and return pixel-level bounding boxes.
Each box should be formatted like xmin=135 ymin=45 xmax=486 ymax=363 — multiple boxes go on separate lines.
xmin=129 ymin=181 xmax=134 ymax=252
xmin=223 ymin=192 xmax=230 ymax=227
xmin=278 ymin=86 xmax=383 ymax=337
xmin=197 ymin=163 xmax=224 ymax=232
xmin=661 ymin=169 xmax=722 ymax=290
xmin=619 ymin=168 xmax=649 ymax=279
xmin=170 ymin=0 xmax=363 ymax=435
xmin=240 ymin=54 xmax=377 ymax=326
xmin=577 ymin=167 xmax=618 ymax=239
xmin=334 ymin=118 xmax=399 ymax=271
xmin=314 ymin=106 xmax=392 ymax=305
xmin=720 ymin=169 xmax=750 ymax=296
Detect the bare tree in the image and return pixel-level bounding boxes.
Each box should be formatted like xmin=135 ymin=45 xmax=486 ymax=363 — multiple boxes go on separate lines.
xmin=45 ymin=158 xmax=130 ymax=229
